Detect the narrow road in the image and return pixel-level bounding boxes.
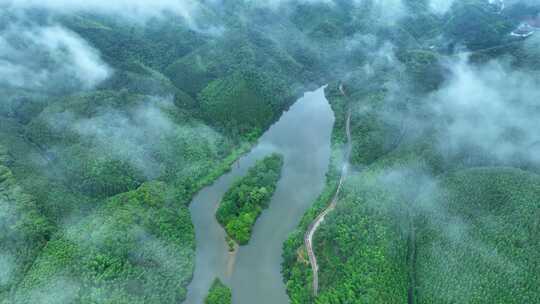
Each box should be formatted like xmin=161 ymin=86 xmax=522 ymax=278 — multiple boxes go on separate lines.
xmin=304 ymin=84 xmax=352 ymax=297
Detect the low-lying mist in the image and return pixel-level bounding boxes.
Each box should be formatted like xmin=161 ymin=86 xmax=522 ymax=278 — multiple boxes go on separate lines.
xmin=0 ymin=24 xmax=110 ymax=93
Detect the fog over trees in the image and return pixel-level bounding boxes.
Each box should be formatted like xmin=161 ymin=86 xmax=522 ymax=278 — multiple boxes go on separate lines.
xmin=1 ymin=0 xmax=539 ymax=303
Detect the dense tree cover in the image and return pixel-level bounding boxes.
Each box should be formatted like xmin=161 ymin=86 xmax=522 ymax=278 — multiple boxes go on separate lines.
xmin=164 ymin=23 xmax=314 ymax=138
xmin=12 ymin=182 xmax=194 ymax=304
xmin=1 ymin=2 xmax=320 ymax=302
xmin=415 ymin=167 xmax=540 ymax=303
xmin=282 ymin=177 xmax=340 ymax=303
xmin=61 ymin=10 xmax=312 ymax=143
xmin=398 ymin=50 xmax=445 ymax=92
xmin=216 ymin=154 xmax=284 ymax=245
xmin=18 ymin=89 xmax=235 ymax=213
xmin=205 ymin=278 xmax=232 ymax=304
xmin=63 ymin=15 xmax=206 ymax=72
xmin=282 ymin=126 xmax=433 ymax=303
xmin=165 ymin=29 xmax=304 ymax=99
xmin=347 ymin=91 xmax=405 ymax=167
xmin=199 ymin=70 xmax=291 ymax=139
xmin=2 ymin=0 xmax=540 ymax=303
xmin=311 ymin=171 xmax=410 ymax=304
xmin=0 ymin=87 xmax=248 ymax=303
xmin=0 ymin=147 xmax=52 ymax=300
xmin=282 ymin=0 xmax=540 ymax=303
xmin=443 ymin=0 xmax=515 ymax=51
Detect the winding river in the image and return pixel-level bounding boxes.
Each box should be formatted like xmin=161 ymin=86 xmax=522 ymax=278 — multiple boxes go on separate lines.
xmin=185 ymin=87 xmax=334 ymax=304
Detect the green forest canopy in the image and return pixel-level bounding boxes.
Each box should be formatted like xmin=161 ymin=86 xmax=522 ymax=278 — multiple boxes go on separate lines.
xmin=216 ymin=154 xmax=284 ymax=245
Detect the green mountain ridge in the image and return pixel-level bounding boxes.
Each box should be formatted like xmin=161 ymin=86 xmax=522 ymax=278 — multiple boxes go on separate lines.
xmin=1 ymin=0 xmax=540 ymax=303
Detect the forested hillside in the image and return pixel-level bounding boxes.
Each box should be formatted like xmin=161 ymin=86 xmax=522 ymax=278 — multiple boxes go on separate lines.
xmin=282 ymin=0 xmax=540 ymax=303
xmin=415 ymin=167 xmax=540 ymax=303
xmin=0 ymin=2 xmax=323 ymax=302
xmin=2 ymin=0 xmax=540 ymax=303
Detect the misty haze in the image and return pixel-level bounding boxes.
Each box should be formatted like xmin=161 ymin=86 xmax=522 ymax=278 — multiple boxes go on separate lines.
xmin=1 ymin=0 xmax=539 ymax=304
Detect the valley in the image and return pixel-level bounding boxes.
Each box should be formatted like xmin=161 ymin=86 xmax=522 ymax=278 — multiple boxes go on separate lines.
xmin=1 ymin=1 xmax=540 ymax=304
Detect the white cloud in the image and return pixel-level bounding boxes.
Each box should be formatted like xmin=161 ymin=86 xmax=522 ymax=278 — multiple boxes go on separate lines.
xmin=0 ymin=253 xmax=14 ymax=287
xmin=255 ymin=0 xmax=406 ymax=24
xmin=0 ymin=0 xmax=202 ymax=24
xmin=0 ymin=25 xmax=111 ymax=91
xmin=429 ymin=0 xmax=456 ymax=14
xmin=430 ymin=56 xmax=540 ymax=165
xmin=55 ymin=98 xmax=223 ymax=179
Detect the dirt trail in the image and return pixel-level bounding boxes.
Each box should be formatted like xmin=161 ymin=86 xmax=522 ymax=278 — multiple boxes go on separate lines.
xmin=304 ymin=84 xmax=352 ymax=297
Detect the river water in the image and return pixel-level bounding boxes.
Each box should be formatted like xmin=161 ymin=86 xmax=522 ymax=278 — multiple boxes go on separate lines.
xmin=185 ymin=87 xmax=334 ymax=304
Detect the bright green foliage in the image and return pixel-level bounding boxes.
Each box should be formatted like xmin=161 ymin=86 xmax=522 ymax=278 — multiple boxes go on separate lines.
xmin=199 ymin=70 xmax=291 ymax=139
xmin=0 ymin=86 xmax=242 ymax=304
xmin=164 ymin=24 xmax=312 ymax=140
xmin=205 ymin=278 xmax=232 ymax=304
xmin=284 ymin=102 xmax=540 ymax=303
xmin=12 ymin=182 xmax=194 ymax=304
xmin=281 ymin=0 xmax=540 ymax=297
xmin=281 ymin=176 xmax=340 ymax=304
xmin=1 ymin=5 xmax=317 ymax=302
xmin=415 ymin=167 xmax=540 ymax=304
xmin=216 ymin=154 xmax=284 ymax=245
xmin=313 ymin=171 xmax=410 ymax=304
xmin=282 ymin=153 xmax=413 ymax=304
xmin=2 ymin=0 xmax=539 ymax=303
xmin=63 ymin=15 xmax=205 ymax=72
xmin=281 ymin=125 xmax=426 ymax=303
xmin=165 ymin=54 xmax=217 ymax=98
xmin=22 ymin=88 xmax=234 ymax=204
xmin=0 ymin=149 xmax=52 ymax=299
xmin=165 ymin=26 xmax=306 ymax=96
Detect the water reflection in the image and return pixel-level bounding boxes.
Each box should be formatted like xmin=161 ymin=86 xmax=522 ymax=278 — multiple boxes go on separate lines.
xmin=185 ymin=87 xmax=334 ymax=304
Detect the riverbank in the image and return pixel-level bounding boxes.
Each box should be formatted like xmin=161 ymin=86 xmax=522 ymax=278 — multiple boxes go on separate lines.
xmin=186 ymin=87 xmax=334 ymax=304
xmin=304 ymin=85 xmax=352 ymax=296
xmin=282 ymin=83 xmax=349 ymax=303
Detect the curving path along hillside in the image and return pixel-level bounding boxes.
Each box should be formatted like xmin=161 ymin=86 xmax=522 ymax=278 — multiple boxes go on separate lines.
xmin=304 ymin=84 xmax=352 ymax=297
